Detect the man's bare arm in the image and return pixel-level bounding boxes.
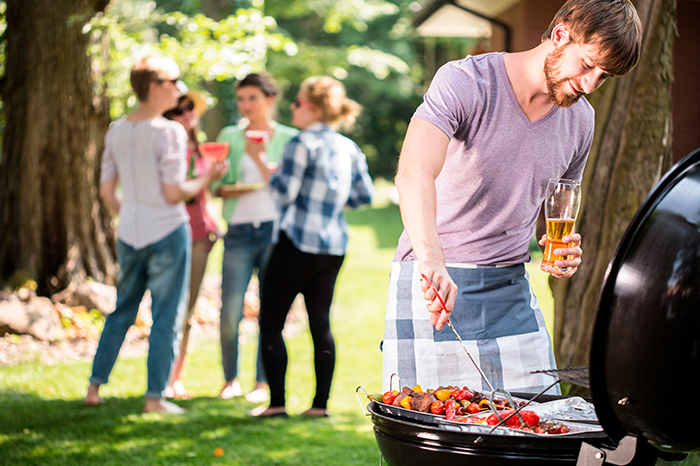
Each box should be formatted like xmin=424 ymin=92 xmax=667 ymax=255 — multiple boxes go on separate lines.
xmin=394 ymin=118 xmax=456 ymax=330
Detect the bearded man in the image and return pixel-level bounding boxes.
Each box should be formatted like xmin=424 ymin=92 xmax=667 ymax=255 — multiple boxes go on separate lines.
xmin=382 ymin=0 xmax=642 ymax=393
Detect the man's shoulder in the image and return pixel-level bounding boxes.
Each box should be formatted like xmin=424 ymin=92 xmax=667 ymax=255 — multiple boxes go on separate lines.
xmin=575 ymin=96 xmax=595 ymax=114
xmin=432 ymin=53 xmax=503 ymax=94
xmin=568 ymin=96 xmax=595 ymax=124
xmin=443 ymin=52 xmax=503 ymax=74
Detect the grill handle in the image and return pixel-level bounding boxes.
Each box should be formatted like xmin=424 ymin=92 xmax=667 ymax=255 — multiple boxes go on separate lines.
xmin=355 ymin=386 xmax=371 ymax=416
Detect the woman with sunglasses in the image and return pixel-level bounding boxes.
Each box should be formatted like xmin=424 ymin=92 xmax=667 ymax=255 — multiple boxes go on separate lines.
xmin=249 ymin=76 xmax=374 ymax=418
xmin=162 ymin=90 xmax=222 ymax=400
xmin=210 ymin=73 xmax=298 ymax=402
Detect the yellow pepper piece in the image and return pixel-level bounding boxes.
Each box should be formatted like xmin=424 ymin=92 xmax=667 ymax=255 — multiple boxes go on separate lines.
xmin=400 ymin=395 xmax=412 ymax=409
xmin=433 ymin=389 xmax=454 ymax=401
xmin=479 ymin=399 xmax=491 ymax=409
xmin=411 ymin=384 xmax=423 ymax=394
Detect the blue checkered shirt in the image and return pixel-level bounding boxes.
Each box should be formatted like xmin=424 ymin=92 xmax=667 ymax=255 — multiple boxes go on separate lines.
xmin=270 ymin=122 xmax=374 ymax=255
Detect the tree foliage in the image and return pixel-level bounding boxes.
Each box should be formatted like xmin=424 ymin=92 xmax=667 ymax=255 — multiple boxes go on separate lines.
xmin=261 ymin=0 xmax=425 ymax=179
xmin=96 ymin=0 xmax=425 ymax=179
xmin=86 ymin=0 xmax=295 ymax=118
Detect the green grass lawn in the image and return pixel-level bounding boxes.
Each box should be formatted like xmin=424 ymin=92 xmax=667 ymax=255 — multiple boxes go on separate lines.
xmin=0 ymin=198 xmax=399 ymax=466
xmin=1 ymin=191 xmax=696 ymax=466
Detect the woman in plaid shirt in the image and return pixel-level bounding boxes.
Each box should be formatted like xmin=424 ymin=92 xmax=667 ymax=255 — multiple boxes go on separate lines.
xmin=249 ymin=76 xmax=374 ymax=418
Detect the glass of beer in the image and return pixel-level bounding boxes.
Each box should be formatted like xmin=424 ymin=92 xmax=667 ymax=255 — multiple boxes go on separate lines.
xmin=540 ymin=178 xmax=581 ymax=273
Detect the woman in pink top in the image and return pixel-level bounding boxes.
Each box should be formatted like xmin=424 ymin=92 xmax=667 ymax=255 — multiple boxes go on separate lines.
xmin=163 ymin=91 xmax=221 ymax=399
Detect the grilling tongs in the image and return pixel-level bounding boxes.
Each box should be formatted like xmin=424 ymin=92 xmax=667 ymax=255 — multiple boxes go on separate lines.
xmin=420 ymin=274 xmax=561 ymax=430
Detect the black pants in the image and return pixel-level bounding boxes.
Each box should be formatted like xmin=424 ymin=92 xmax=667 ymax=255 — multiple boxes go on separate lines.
xmin=259 ymin=231 xmax=345 ymax=409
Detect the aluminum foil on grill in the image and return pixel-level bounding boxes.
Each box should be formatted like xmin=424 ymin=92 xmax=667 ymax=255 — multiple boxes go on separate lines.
xmin=529 ymin=396 xmax=598 ymax=423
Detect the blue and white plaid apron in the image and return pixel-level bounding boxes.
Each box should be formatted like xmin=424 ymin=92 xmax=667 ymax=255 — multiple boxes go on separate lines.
xmin=382 ymin=260 xmax=559 ymax=395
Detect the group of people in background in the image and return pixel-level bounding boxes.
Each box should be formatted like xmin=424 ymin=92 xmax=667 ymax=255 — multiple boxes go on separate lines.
xmin=84 ymin=55 xmax=374 ymax=416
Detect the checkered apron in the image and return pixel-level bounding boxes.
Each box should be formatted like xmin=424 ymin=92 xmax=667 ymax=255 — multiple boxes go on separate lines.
xmin=382 ymin=260 xmax=559 ymax=395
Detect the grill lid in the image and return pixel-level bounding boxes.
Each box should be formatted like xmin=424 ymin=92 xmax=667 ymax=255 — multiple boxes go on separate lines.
xmin=590 ymin=147 xmax=700 ymax=453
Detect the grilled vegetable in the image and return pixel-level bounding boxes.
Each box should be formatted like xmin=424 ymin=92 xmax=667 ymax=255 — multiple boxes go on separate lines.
xmin=382 ymin=390 xmax=398 ymax=405
xmin=430 ymin=401 xmax=445 ymax=415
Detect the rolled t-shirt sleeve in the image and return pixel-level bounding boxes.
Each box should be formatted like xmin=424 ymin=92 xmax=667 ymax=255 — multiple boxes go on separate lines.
xmin=413 ymin=59 xmax=475 ymax=140
xmin=157 ymin=125 xmax=188 ymax=185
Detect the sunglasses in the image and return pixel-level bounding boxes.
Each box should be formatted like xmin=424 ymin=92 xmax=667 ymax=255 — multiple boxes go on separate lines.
xmin=293 ymin=98 xmax=315 ymax=108
xmin=165 ymin=100 xmax=195 ymax=117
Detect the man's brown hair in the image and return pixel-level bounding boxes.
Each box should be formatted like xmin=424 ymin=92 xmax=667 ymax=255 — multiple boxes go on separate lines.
xmin=130 ymin=55 xmax=179 ymax=102
xmin=542 ymin=0 xmax=642 ymax=77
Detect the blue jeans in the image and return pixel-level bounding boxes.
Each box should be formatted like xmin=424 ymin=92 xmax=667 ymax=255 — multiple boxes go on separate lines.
xmin=220 ymin=220 xmax=274 ymax=383
xmin=90 ymin=223 xmax=191 ymax=398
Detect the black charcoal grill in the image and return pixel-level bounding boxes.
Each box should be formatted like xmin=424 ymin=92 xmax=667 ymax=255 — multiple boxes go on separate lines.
xmin=367 ymin=147 xmax=700 ymax=465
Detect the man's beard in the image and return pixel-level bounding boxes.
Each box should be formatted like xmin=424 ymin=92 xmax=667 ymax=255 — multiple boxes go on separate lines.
xmin=544 ymin=44 xmax=582 ymax=108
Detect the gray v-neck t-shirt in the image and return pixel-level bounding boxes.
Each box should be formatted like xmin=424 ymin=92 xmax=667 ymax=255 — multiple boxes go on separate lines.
xmin=395 ymin=52 xmax=594 ymax=265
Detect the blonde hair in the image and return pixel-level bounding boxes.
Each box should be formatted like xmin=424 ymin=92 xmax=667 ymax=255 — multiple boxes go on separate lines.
xmin=130 ymin=55 xmax=180 ymax=102
xmin=300 ymin=76 xmax=361 ymax=128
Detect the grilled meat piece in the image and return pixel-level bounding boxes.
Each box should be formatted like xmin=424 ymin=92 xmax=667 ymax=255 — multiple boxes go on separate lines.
xmin=411 ymin=393 xmax=436 ymax=413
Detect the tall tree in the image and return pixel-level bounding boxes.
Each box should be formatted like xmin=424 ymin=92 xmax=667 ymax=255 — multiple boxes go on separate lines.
xmin=0 ymin=0 xmax=116 ymax=295
xmin=550 ymin=0 xmax=676 ymax=386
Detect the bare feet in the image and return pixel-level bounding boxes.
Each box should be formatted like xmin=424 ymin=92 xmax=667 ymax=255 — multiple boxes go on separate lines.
xmin=219 ymin=380 xmax=242 ymax=399
xmin=245 ymin=383 xmax=270 ymax=403
xmin=300 ymin=407 xmax=330 ymax=418
xmin=144 ymin=397 xmax=186 ymax=414
xmin=246 ymin=405 xmax=288 ymax=418
xmin=84 ymin=384 xmax=104 ymax=406
xmin=164 ymin=380 xmax=191 ymax=399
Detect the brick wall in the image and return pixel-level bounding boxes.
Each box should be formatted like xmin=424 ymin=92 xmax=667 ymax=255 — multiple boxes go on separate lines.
xmin=672 ymin=0 xmax=700 ymax=161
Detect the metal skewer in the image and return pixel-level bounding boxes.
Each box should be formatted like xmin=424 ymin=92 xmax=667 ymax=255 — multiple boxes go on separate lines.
xmin=421 ymin=274 xmax=496 ymax=393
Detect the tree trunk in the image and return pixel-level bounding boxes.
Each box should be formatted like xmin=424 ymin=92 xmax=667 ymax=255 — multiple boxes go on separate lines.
xmin=0 ymin=0 xmax=116 ymax=296
xmin=551 ymin=0 xmax=676 ymax=391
